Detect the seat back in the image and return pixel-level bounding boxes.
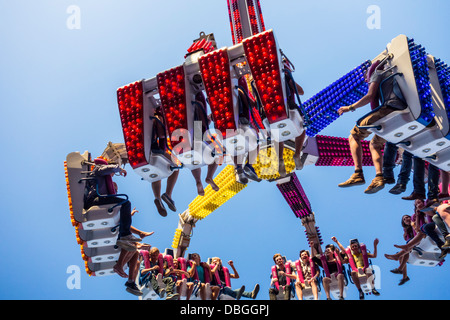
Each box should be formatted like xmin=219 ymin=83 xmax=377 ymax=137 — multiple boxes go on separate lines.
xmin=358 ymin=35 xmax=434 ymax=144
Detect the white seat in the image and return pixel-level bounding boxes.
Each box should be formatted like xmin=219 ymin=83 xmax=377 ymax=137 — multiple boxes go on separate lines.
xmin=360 ymin=35 xmax=433 ymax=144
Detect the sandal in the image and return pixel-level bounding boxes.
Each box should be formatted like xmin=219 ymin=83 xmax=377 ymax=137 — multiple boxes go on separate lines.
xmin=154 ymin=199 xmax=167 ymax=217
xmin=161 ymin=193 xmax=176 ymax=212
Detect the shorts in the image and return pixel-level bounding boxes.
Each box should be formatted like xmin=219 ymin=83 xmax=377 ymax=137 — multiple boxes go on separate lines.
xmin=350 ymin=105 xmax=395 ymax=149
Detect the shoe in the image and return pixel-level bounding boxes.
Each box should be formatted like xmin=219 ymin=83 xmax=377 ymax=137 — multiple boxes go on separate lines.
xmin=338 ymin=172 xmax=365 ymax=188
xmin=125 ymin=281 xmax=143 ymax=296
xmin=402 ymin=192 xmax=425 ymax=201
xmin=236 ymin=285 xmax=245 ymax=300
xmin=438 ymin=248 xmax=448 ymax=259
xmin=389 ymin=183 xmax=407 ymax=195
xmin=371 ymin=288 xmax=380 ymax=296
xmin=294 ymin=155 xmax=304 ymax=170
xmin=339 ymin=295 xmax=345 ymax=300
xmin=390 ymin=268 xmax=402 ymax=274
xmin=364 ymin=176 xmax=385 ymax=194
xmin=154 ymin=199 xmax=167 ymax=217
xmin=439 ymin=193 xmax=450 ymax=200
xmin=119 ymin=234 xmax=142 ymax=242
xmin=398 ymin=277 xmax=410 ymax=286
xmin=251 ymin=284 xmax=260 ymax=299
xmin=425 ymin=198 xmax=439 ymax=208
xmin=384 ymin=177 xmax=396 ymax=185
xmin=359 ymin=290 xmax=365 ymax=300
xmin=441 ymin=235 xmax=450 ymax=249
xmin=158 ymin=288 xmax=166 ymax=299
xmin=243 ymin=164 xmax=262 ymax=182
xmin=235 ymin=167 xmax=249 ymax=184
xmin=165 ymin=293 xmax=180 ymax=300
xmin=161 ymin=193 xmax=176 ymax=212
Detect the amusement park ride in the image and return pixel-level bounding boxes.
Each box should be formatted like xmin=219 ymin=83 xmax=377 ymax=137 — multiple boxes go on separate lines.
xmin=64 ymin=0 xmax=450 ymax=300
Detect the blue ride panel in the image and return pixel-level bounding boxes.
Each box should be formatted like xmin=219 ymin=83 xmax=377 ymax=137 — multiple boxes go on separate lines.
xmin=303 ymin=61 xmax=372 ymax=137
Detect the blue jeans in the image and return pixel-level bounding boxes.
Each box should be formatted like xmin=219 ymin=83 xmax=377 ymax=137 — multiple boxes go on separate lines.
xmin=413 ymin=158 xmax=440 ymax=199
xmin=421 ymin=222 xmax=444 ymax=248
xmin=86 ymin=196 xmax=132 ymax=238
xmin=221 ymin=286 xmax=253 ymax=299
xmin=383 ymin=142 xmax=413 ymax=184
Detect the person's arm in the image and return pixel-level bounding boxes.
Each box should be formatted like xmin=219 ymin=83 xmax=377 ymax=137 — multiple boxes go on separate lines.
xmin=332 ymin=237 xmax=349 ymax=263
xmin=308 ymin=266 xmax=320 ymax=285
xmin=368 ymin=238 xmax=379 ymax=258
xmin=95 ymin=164 xmax=126 ymax=177
xmin=187 ymin=261 xmax=197 ymax=279
xmin=283 ymin=271 xmax=297 ymax=280
xmin=309 ymin=241 xmax=319 ymax=257
xmin=141 ymin=264 xmax=159 ymax=276
xmin=228 ymin=260 xmax=240 ymax=279
xmin=202 ymin=262 xmax=214 ymax=283
xmin=295 ymin=82 xmax=304 ymax=96
xmin=337 ymin=81 xmax=379 ymax=115
xmin=332 ymin=237 xmax=346 ymax=253
xmin=210 ymin=263 xmax=220 ymax=274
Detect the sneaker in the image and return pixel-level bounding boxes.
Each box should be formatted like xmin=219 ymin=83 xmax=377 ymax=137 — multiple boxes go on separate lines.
xmin=236 ymin=285 xmax=245 ymax=300
xmin=389 ymin=183 xmax=407 ymax=195
xmin=439 ymin=193 xmax=450 ymax=200
xmin=364 ymin=176 xmax=385 ymax=194
xmin=251 ymin=284 xmax=260 ymax=299
xmin=398 ymin=277 xmax=410 ymax=286
xmin=154 ymin=199 xmax=167 ymax=217
xmin=425 ymin=198 xmax=439 ymax=208
xmin=120 ymin=234 xmax=142 ymax=242
xmin=161 ymin=193 xmax=176 ymax=212
xmin=438 ymin=248 xmax=448 ymax=259
xmin=235 ymin=167 xmax=249 ymax=184
xmin=371 ymin=288 xmax=380 ymax=296
xmin=125 ymin=281 xmax=143 ymax=296
xmin=338 ymin=172 xmax=365 ymax=188
xmin=293 ymin=155 xmax=304 ymax=170
xmin=359 ymin=290 xmax=365 ymax=300
xmin=243 ymin=164 xmax=261 ymax=182
xmin=402 ymin=192 xmax=425 ymax=201
xmin=158 ymin=288 xmax=166 ymax=299
xmin=384 ymin=177 xmax=396 ymax=185
xmin=390 ymin=268 xmax=402 ymax=274
xmin=442 ymin=235 xmax=450 ymax=249
xmin=165 ymin=293 xmax=180 ymax=300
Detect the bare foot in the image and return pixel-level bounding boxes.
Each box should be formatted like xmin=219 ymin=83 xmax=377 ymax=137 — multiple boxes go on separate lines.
xmin=205 ymin=178 xmax=219 ymax=191
xmin=113 ymin=264 xmax=128 ymax=278
xmin=384 ymin=253 xmax=399 ymax=261
xmin=138 ymin=231 xmax=154 ymax=239
xmin=197 ymin=182 xmax=205 ymax=196
xmin=136 ymin=243 xmax=151 ymax=251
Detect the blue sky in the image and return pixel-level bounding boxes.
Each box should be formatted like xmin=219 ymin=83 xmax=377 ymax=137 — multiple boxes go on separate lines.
xmin=1 ymin=0 xmax=449 ymax=300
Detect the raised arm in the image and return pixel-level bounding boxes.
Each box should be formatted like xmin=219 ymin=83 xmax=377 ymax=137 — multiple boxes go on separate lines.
xmin=368 ymin=238 xmax=379 ymax=258
xmin=337 ymin=81 xmax=378 ymax=115
xmin=228 ymin=260 xmax=240 ymax=279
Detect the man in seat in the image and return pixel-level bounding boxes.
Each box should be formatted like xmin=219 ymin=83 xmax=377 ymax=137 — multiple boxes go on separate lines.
xmin=337 ymin=59 xmax=407 ymax=194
